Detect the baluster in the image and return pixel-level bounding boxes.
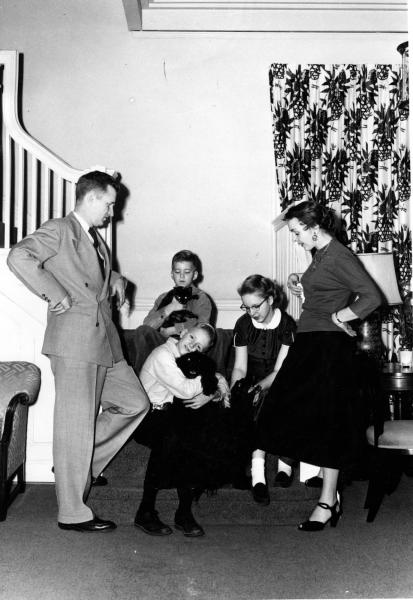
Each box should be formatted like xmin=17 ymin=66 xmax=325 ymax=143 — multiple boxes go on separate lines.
xmin=3 ymin=131 xmax=11 ymax=248
xmin=28 ymin=154 xmax=38 ymax=234
xmin=15 ymin=143 xmax=25 ymax=242
xmin=68 ymin=180 xmax=76 ymax=212
xmin=41 ymin=165 xmax=51 ymax=224
xmin=55 ymin=175 xmax=64 ymax=218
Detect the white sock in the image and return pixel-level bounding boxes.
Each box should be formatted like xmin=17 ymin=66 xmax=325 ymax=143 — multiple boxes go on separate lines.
xmin=251 ymin=457 xmax=266 ymax=486
xmin=277 ymin=459 xmax=292 ymax=476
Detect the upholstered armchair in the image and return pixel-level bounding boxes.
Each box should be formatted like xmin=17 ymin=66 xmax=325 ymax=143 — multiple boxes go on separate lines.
xmin=0 ymin=362 xmax=41 ymax=520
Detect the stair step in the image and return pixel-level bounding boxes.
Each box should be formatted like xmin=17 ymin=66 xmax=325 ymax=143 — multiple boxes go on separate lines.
xmin=89 ymin=483 xmax=319 ymax=526
xmin=102 ymin=439 xmax=296 ymax=486
xmin=91 ymin=437 xmax=319 ymax=525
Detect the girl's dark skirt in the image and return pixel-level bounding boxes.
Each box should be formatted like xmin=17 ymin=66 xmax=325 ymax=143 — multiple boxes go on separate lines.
xmin=255 ymin=331 xmax=364 ymax=470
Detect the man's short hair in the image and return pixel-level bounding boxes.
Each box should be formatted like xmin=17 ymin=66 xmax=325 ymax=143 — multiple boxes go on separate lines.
xmin=171 ymin=250 xmax=202 ymax=274
xmin=76 ymin=171 xmax=120 ymax=203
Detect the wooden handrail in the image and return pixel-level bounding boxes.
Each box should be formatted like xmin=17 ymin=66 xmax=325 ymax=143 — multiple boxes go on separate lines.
xmin=1 ymin=51 xmax=82 ymax=180
xmin=0 ymin=50 xmax=113 ymax=248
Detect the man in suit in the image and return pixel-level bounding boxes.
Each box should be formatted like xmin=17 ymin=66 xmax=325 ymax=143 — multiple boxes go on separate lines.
xmin=7 ymin=170 xmax=149 ymax=532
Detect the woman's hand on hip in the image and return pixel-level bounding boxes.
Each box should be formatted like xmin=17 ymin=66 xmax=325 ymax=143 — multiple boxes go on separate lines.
xmin=331 ymin=312 xmax=357 ymax=337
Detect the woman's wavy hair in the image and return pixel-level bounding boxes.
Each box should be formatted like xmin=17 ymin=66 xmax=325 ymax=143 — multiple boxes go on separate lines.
xmin=283 ymin=201 xmax=339 ymax=236
xmin=237 ymin=274 xmax=287 ymax=310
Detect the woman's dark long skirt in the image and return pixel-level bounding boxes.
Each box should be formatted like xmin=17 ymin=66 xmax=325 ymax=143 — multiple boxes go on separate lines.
xmin=255 ymin=331 xmax=365 ymax=470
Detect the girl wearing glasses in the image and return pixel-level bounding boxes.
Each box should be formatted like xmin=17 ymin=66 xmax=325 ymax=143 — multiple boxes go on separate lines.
xmin=230 ymin=274 xmax=296 ymax=504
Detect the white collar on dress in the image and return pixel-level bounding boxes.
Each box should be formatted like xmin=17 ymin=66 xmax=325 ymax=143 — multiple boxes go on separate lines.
xmin=251 ymin=307 xmax=281 ymax=330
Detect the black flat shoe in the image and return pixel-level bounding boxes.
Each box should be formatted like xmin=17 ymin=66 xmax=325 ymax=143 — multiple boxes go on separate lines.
xmin=252 ymin=483 xmax=270 ymax=506
xmin=304 ymin=475 xmax=323 ymax=488
xmin=134 ymin=510 xmax=172 ymax=536
xmin=58 ymin=516 xmax=116 ymax=532
xmin=298 ymin=500 xmax=342 ymax=532
xmin=92 ymin=474 xmax=108 ymax=486
xmin=174 ymin=512 xmax=205 ymax=537
xmin=274 ymin=471 xmax=293 ymax=488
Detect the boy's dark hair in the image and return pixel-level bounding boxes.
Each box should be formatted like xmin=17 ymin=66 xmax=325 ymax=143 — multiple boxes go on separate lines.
xmin=237 ymin=274 xmax=286 ymax=310
xmin=171 ymin=250 xmax=202 ymax=275
xmin=76 ymin=171 xmax=120 ymax=203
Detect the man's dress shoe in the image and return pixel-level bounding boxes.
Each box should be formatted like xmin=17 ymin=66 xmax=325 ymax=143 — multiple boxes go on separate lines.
xmin=134 ymin=510 xmax=172 ymax=536
xmin=58 ymin=516 xmax=117 ymax=532
xmin=252 ymin=482 xmax=270 ymax=505
xmin=174 ymin=512 xmax=205 ymax=537
xmin=274 ymin=471 xmax=294 ymax=488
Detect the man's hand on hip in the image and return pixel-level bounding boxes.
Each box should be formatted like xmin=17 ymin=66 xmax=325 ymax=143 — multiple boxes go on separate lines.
xmin=49 ymin=294 xmax=72 ymax=315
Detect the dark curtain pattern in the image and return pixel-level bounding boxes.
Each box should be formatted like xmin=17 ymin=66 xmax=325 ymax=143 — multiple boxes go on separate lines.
xmin=269 ymin=63 xmax=411 ymax=352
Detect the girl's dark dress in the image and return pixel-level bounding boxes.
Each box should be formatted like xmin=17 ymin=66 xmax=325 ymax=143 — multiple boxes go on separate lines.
xmin=230 ymin=309 xmax=296 ymax=465
xmin=233 ymin=309 xmax=296 ymax=385
xmin=255 ymin=238 xmax=381 ymax=470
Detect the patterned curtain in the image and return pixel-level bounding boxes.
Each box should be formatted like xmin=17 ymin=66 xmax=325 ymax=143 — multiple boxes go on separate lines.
xmin=269 ymin=63 xmax=411 ymax=355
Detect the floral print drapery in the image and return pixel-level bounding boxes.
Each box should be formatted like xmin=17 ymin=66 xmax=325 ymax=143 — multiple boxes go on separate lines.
xmin=269 ymin=63 xmax=411 ymax=353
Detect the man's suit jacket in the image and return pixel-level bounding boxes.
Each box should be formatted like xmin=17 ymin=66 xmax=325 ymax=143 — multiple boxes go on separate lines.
xmin=7 ymin=212 xmax=123 ymax=367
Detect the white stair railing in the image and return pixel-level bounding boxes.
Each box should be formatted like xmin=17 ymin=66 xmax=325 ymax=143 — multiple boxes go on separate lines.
xmin=0 ymin=50 xmax=112 ymax=248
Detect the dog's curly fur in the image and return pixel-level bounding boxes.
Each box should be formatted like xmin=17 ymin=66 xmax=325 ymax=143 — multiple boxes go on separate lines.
xmin=176 ymin=351 xmax=218 ymax=396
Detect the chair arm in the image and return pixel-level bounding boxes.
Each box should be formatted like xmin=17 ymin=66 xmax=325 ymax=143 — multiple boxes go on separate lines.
xmin=0 ymin=362 xmax=41 ymax=411
xmin=0 ymin=393 xmax=31 ymax=446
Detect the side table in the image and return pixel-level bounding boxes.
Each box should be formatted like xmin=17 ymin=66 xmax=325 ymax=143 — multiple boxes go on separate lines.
xmin=381 ymin=363 xmax=413 ymax=420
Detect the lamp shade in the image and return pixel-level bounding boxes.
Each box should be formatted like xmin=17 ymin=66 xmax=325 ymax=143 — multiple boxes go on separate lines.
xmin=357 ymin=252 xmax=402 ymax=305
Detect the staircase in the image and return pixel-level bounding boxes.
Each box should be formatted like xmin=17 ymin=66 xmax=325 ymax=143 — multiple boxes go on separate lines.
xmin=0 ymin=50 xmax=116 ymax=482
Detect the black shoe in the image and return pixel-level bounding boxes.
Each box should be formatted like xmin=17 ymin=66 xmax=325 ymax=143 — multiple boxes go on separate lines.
xmin=252 ymin=483 xmax=270 ymax=506
xmin=304 ymin=476 xmax=323 ymax=488
xmin=298 ymin=499 xmax=343 ymax=532
xmin=92 ymin=474 xmax=108 ymax=486
xmin=134 ymin=510 xmax=172 ymax=536
xmin=274 ymin=471 xmax=293 ymax=488
xmin=174 ymin=512 xmax=205 ymax=537
xmin=58 ymin=516 xmax=116 ymax=532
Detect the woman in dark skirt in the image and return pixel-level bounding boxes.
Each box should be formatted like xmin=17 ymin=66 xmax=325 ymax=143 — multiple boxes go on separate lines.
xmin=256 ymin=201 xmax=382 ymax=531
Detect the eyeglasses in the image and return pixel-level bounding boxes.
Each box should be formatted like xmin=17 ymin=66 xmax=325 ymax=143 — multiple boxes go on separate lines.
xmin=240 ymin=297 xmax=268 ymax=314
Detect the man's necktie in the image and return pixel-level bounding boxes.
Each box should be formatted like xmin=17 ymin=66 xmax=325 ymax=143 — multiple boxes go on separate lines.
xmin=88 ymin=227 xmax=105 ymax=279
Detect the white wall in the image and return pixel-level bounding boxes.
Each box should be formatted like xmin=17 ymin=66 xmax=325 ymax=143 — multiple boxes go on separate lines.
xmin=0 ymin=0 xmax=407 ymax=481
xmin=0 ymin=1 xmax=408 ymax=313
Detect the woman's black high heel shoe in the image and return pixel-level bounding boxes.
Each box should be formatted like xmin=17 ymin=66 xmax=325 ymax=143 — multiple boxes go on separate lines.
xmin=298 ymin=499 xmax=342 ymax=532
